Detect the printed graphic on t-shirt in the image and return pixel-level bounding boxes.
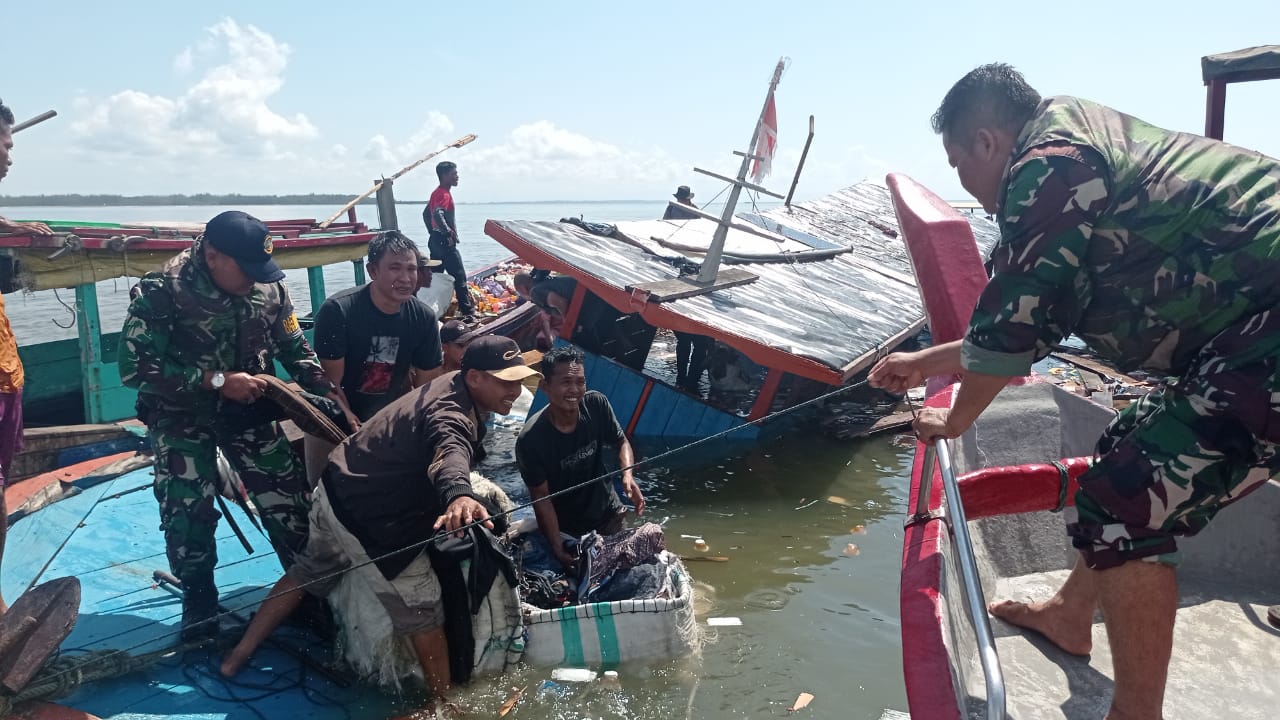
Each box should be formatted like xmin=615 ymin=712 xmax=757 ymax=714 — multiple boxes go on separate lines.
xmin=560 ymin=444 xmax=598 ymax=473
xmin=358 ymin=335 xmax=400 ymax=393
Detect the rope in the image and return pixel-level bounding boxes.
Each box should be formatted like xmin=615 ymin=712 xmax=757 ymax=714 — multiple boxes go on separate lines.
xmin=1050 ymin=460 xmax=1071 ymax=513
xmin=24 ymin=375 xmax=875 ymax=695
xmin=50 ymin=288 xmax=76 ymax=329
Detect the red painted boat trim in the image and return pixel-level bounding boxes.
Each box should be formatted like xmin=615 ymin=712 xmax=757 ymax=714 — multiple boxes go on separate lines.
xmin=625 ymin=380 xmax=655 ymax=437
xmin=899 ymin=385 xmax=963 ymax=720
xmin=4 ymin=451 xmax=135 ymax=520
xmin=484 ymin=220 xmax=843 ymax=386
xmin=959 ymin=456 xmax=1093 ymax=520
xmin=0 ymin=220 xmax=376 ymax=251
xmin=559 ymin=280 xmax=588 ymax=342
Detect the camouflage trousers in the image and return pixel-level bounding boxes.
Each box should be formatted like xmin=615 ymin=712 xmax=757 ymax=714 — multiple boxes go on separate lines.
xmin=1067 ymin=306 xmax=1280 ymax=569
xmin=149 ymin=415 xmax=311 ymax=588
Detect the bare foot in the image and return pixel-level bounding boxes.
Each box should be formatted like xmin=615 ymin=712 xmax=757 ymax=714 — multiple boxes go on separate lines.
xmin=989 ymin=598 xmax=1094 ymax=656
xmin=220 ymin=649 xmax=250 ymax=678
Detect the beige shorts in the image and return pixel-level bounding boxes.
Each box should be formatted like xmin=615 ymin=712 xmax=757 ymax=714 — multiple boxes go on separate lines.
xmin=287 ymin=482 xmax=444 ymax=634
xmin=302 ymin=434 xmax=337 ymax=488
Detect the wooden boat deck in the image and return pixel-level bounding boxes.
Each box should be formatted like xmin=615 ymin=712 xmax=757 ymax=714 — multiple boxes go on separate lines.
xmin=3 ymin=464 xmax=394 ymax=719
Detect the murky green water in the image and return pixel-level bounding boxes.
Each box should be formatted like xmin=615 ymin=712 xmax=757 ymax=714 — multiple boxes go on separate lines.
xmin=455 ymin=404 xmax=916 ymax=720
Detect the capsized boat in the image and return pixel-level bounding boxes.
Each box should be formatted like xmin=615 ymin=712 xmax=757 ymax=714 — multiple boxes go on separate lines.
xmin=482 ymin=62 xmax=999 ymax=443
xmin=888 ymin=168 xmax=1280 ymax=720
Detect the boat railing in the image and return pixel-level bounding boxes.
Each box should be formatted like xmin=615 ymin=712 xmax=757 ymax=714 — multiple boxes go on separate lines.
xmin=922 ymin=437 xmax=1007 ymax=720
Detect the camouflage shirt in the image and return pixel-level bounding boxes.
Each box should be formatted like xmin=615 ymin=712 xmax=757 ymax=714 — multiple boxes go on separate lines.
xmin=118 ymin=244 xmax=334 ymax=415
xmin=962 ymin=96 xmax=1280 ymax=377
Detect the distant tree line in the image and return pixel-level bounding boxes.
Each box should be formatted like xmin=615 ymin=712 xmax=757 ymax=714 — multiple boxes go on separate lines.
xmin=0 ymin=193 xmax=392 ymax=207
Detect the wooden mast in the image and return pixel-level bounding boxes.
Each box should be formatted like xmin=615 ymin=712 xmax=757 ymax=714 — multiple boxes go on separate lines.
xmin=696 ymin=58 xmax=786 ymax=283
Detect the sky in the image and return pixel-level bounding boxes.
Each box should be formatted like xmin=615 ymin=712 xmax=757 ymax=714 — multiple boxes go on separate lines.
xmin=3 ymin=1 xmax=1279 ymax=204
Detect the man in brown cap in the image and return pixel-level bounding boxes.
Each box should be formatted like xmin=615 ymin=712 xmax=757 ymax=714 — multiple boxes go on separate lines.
xmin=221 ymin=335 xmax=540 ymax=702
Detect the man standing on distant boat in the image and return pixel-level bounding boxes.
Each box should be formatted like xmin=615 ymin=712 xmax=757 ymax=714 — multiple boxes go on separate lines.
xmin=0 ymin=98 xmax=55 ymax=616
xmin=517 ymin=345 xmax=645 ymax=568
xmin=305 ymin=230 xmax=444 ymax=482
xmin=870 ymin=63 xmax=1280 ymax=720
xmin=423 ymin=161 xmax=477 ymax=319
xmin=119 ymin=210 xmax=342 ymax=640
xmin=662 ymin=186 xmax=714 ymax=391
xmin=663 ymin=184 xmax=700 ymax=221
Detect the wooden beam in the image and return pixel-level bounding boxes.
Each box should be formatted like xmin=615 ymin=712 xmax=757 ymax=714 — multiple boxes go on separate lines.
xmin=626 ymin=267 xmax=757 ymax=302
xmin=663 ymin=202 xmax=793 ymax=245
xmin=691 ymin=167 xmax=785 ymax=200
xmin=1049 ymin=349 xmax=1146 ymax=386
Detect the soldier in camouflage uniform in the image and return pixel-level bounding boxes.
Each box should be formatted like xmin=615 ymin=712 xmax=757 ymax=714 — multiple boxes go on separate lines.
xmin=119 ymin=210 xmax=339 ymax=640
xmin=870 ymin=63 xmax=1280 ymax=719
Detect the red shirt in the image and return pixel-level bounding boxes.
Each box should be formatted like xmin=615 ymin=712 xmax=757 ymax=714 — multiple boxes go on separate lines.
xmin=426 ymin=186 xmax=455 ymax=235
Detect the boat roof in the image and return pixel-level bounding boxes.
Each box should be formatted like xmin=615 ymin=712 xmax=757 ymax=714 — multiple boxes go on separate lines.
xmin=0 ymin=218 xmax=378 ymax=291
xmin=485 ymin=182 xmax=1000 ymax=385
xmin=1202 ymin=45 xmax=1280 ymax=83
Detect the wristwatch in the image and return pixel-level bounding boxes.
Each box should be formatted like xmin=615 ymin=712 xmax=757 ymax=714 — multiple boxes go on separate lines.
xmin=211 ymin=371 xmax=226 ymax=390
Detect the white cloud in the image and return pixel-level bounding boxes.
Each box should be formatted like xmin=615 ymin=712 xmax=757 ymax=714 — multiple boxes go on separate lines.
xmin=363 ymin=134 xmax=396 ymax=165
xmin=71 ymin=18 xmax=316 ymax=161
xmin=52 ymin=20 xmax=684 ymax=200
xmin=467 ymin=121 xmax=682 ymax=185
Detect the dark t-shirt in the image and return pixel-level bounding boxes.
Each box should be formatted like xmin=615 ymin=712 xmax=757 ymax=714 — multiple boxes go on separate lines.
xmin=529 ymin=276 xmax=578 ymax=314
xmin=516 ymin=390 xmax=626 ymax=537
xmin=662 ymin=202 xmax=699 ymax=220
xmin=324 ymin=372 xmax=485 ymax=579
xmin=313 ymin=285 xmax=442 ymax=420
xmin=424 ymin=186 xmax=456 ymax=239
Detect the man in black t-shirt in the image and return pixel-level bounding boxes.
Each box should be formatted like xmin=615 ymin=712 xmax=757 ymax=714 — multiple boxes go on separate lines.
xmin=516 ymin=345 xmax=646 ymax=568
xmin=306 ymin=231 xmax=444 ymax=480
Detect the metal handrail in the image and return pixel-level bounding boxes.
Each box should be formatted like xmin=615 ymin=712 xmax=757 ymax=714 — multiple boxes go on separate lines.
xmin=929 ymin=437 xmax=1007 ymax=720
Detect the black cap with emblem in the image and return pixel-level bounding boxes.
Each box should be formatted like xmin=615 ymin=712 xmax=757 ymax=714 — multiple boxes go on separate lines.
xmin=461 ymin=335 xmax=542 ymax=382
xmin=204 ymin=210 xmax=285 ymax=283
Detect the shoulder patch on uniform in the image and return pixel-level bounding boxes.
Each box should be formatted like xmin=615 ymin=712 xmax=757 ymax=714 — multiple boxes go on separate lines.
xmin=281 ymin=312 xmax=300 ymax=335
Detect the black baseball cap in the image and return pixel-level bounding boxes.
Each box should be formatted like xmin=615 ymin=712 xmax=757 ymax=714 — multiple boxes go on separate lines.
xmin=204 ymin=211 xmax=284 ymax=283
xmin=440 ymin=319 xmax=468 ymax=344
xmin=461 ymin=335 xmax=542 ymax=383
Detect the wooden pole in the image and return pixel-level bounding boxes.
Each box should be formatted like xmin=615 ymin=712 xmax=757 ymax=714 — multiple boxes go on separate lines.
xmin=785 ymin=115 xmax=815 ymax=208
xmin=319 ymin=133 xmax=477 ymax=228
xmin=11 ymin=110 xmax=57 ymax=134
xmin=698 ymin=59 xmax=786 ymax=283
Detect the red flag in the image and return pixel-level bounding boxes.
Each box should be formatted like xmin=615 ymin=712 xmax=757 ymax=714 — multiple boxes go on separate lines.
xmin=751 ymin=91 xmax=777 ymax=183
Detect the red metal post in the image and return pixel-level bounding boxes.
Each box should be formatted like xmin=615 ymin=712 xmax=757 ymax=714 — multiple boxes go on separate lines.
xmin=558 ymin=281 xmax=588 ymax=342
xmin=746 ymin=367 xmax=784 ymax=421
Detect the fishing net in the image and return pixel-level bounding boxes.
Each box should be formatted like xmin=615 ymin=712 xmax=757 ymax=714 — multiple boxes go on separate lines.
xmin=327 ymin=472 xmax=524 ymax=691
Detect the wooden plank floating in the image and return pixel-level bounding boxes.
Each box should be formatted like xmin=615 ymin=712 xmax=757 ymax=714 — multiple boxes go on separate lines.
xmin=627 ymin=267 xmax=758 ymax=302
xmin=1049 ymin=349 xmax=1147 ymax=386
